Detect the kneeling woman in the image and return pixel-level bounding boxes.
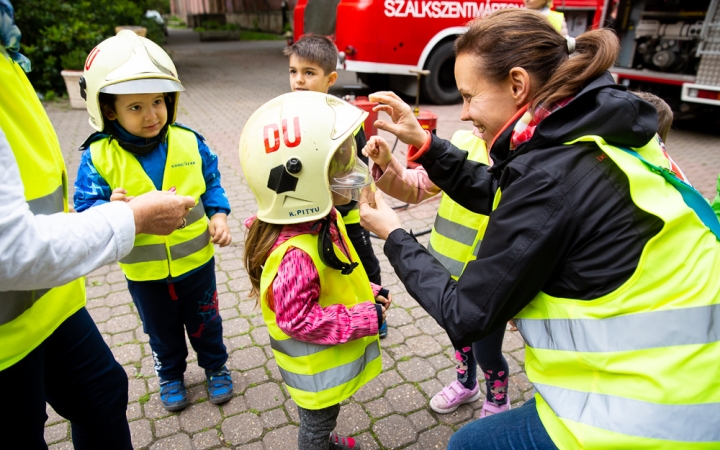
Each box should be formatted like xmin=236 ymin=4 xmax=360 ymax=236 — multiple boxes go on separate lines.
xmin=361 ymin=9 xmax=720 ymax=450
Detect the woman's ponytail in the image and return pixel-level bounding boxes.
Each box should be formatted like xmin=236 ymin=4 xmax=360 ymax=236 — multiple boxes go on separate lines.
xmin=532 ymin=29 xmax=619 ymax=110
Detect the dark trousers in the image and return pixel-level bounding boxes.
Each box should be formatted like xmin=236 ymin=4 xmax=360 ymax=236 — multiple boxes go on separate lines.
xmin=128 ymin=258 xmax=227 ymax=381
xmin=345 ymin=223 xmax=381 ymax=285
xmin=462 ymin=325 xmax=508 ymax=385
xmin=297 ymin=403 xmax=341 ymax=450
xmin=0 ymin=308 xmax=132 ymax=450
xmin=448 ymin=398 xmax=558 ymax=450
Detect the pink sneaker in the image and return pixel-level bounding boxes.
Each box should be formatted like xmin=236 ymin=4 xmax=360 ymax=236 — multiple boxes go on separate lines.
xmin=479 ymin=396 xmax=511 ymax=418
xmin=430 ymin=380 xmax=482 ymax=414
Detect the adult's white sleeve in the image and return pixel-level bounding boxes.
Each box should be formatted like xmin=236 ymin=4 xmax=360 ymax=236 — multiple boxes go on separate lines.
xmin=0 ymin=128 xmax=136 ymax=291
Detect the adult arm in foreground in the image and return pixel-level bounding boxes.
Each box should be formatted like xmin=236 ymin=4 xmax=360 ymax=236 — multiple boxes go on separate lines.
xmin=0 ymin=128 xmax=195 ymax=291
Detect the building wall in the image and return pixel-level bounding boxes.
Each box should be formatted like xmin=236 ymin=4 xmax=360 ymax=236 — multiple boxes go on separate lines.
xmin=172 ymin=0 xmax=297 ymax=32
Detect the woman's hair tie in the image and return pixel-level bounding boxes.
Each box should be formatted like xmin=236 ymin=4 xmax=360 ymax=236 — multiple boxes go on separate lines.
xmin=566 ymin=36 xmax=576 ymax=54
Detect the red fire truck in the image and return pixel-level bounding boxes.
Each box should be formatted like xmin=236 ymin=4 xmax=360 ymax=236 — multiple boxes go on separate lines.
xmin=294 ymin=0 xmax=720 ymax=115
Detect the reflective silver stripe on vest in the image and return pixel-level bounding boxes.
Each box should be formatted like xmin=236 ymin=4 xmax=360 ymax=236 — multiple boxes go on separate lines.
xmin=278 ymin=340 xmax=380 ymax=393
xmin=0 ymin=289 xmax=51 ymax=325
xmin=120 ymin=243 xmax=168 ymax=264
xmin=185 ymin=200 xmax=206 ymax=226
xmin=535 ymin=383 xmax=720 ymax=442
xmin=170 ymin=228 xmax=211 ymax=260
xmin=427 ymin=242 xmax=465 ymax=278
xmin=27 ymin=185 xmax=63 ymax=215
xmin=472 ymin=240 xmax=482 ymax=257
xmin=433 ymin=215 xmax=477 ymax=247
xmin=270 ymin=336 xmax=334 ymax=357
xmin=515 ymin=304 xmax=720 ymax=352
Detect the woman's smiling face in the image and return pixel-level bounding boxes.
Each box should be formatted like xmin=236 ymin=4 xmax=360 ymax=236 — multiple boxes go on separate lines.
xmin=454 ymin=53 xmax=525 ymax=144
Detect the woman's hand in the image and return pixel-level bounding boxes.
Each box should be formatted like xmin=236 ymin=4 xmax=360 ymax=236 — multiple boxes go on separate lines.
xmin=359 ymin=189 xmax=403 ymax=240
xmin=369 ymin=91 xmax=428 ymax=148
xmin=362 ymin=136 xmax=392 ymax=172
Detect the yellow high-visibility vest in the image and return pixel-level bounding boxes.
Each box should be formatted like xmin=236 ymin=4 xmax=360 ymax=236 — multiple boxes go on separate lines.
xmin=260 ymin=213 xmax=381 ymax=409
xmin=547 ymin=10 xmax=565 ymax=32
xmin=0 ymin=53 xmax=86 ymax=370
xmin=514 ymin=136 xmax=720 ymax=449
xmin=90 ymin=126 xmax=213 ymax=281
xmin=427 ymin=130 xmax=490 ymax=279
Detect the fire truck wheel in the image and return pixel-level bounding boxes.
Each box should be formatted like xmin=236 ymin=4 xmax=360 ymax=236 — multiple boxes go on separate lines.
xmin=421 ymin=41 xmax=461 ymax=105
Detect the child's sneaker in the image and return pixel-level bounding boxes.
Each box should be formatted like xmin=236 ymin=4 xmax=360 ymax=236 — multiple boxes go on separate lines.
xmin=429 ymin=380 xmax=481 ymax=414
xmin=479 ymin=395 xmax=511 ymax=418
xmin=160 ymin=379 xmax=189 ymax=411
xmin=379 ymin=321 xmax=388 ymax=339
xmin=329 ymin=432 xmax=361 ymax=449
xmin=206 ymin=366 xmax=233 ymax=404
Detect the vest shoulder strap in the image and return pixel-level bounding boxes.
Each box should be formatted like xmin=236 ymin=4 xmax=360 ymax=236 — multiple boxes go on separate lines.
xmin=618 ymin=146 xmax=720 ymax=240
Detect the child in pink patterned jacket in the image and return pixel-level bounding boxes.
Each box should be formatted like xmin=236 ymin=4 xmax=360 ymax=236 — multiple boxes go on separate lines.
xmin=363 ymin=130 xmax=514 ymax=418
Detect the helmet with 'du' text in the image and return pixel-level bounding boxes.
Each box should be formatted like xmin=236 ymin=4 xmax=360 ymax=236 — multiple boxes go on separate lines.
xmin=81 ymin=29 xmax=184 ymax=132
xmin=239 ymin=91 xmax=370 ymax=224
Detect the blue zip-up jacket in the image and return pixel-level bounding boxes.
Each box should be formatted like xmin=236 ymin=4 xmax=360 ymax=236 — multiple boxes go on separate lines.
xmin=74 ymin=122 xmax=230 ymax=217
xmin=74 ymin=121 xmax=231 ymax=282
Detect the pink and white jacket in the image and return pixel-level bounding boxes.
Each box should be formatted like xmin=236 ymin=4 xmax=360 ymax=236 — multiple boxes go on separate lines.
xmin=246 ymin=209 xmax=381 ymax=346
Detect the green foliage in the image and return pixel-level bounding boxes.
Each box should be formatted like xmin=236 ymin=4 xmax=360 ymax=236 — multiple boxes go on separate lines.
xmin=15 ymin=0 xmax=167 ymax=96
xmin=239 ymin=30 xmax=284 ymax=41
xmin=168 ymin=15 xmax=187 ymax=28
xmin=195 ymin=20 xmax=239 ymax=32
xmin=59 ymin=48 xmax=88 ymax=71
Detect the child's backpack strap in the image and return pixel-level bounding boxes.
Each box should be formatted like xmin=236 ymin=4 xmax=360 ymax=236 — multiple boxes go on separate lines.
xmin=618 ymin=146 xmax=720 ymax=240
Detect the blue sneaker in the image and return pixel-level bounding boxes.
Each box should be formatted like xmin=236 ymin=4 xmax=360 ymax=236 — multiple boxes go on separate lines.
xmin=379 ymin=321 xmax=388 ymax=339
xmin=160 ymin=379 xmax=188 ymax=411
xmin=206 ymin=366 xmax=233 ymax=404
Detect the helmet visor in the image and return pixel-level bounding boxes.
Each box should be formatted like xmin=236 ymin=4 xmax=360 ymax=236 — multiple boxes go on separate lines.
xmin=328 ymin=136 xmax=373 ymax=202
xmin=100 ymin=78 xmax=184 ymax=95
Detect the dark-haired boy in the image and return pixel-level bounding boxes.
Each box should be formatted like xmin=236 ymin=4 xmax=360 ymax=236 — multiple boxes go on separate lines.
xmin=284 ymin=36 xmax=387 ymax=336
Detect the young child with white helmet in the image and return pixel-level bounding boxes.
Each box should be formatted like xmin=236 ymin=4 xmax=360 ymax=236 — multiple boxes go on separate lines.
xmin=74 ymin=30 xmax=233 ymax=411
xmin=240 ymin=91 xmax=390 ymax=450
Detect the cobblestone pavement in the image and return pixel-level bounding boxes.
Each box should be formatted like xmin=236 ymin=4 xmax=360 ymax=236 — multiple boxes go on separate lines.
xmin=42 ymin=29 xmax=720 ymax=449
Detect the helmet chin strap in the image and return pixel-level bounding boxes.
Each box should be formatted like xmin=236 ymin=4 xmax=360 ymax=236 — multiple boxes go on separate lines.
xmin=316 ymin=216 xmax=358 ymax=275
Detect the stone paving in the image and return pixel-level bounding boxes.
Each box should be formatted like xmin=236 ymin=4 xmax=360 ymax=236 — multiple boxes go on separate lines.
xmin=42 ymin=28 xmax=720 ymax=449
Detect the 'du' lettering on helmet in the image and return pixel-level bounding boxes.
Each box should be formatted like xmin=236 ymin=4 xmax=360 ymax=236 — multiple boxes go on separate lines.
xmin=283 ymin=117 xmax=301 ymax=148
xmin=264 ymin=117 xmax=302 ymax=153
xmin=264 ymin=123 xmax=281 ymax=153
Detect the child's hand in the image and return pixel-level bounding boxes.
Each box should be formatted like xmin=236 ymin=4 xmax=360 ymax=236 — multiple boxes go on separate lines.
xmin=110 ymin=187 xmax=134 ymax=202
xmin=375 ymin=293 xmax=392 ymax=310
xmin=362 ymin=136 xmax=392 ymax=171
xmin=209 ymin=213 xmax=232 ymax=247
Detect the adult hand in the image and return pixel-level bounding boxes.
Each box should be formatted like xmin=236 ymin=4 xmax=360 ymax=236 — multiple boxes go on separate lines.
xmin=359 ymin=189 xmax=402 ymax=240
xmin=127 ymin=190 xmax=195 ymax=235
xmin=369 ymin=91 xmax=428 ymax=148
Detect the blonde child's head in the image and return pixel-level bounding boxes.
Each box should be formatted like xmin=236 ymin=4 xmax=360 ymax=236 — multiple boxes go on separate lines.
xmin=631 ymin=91 xmax=673 ymax=142
xmin=283 ymin=35 xmax=339 ymax=93
xmin=240 ymin=92 xmax=371 ymax=299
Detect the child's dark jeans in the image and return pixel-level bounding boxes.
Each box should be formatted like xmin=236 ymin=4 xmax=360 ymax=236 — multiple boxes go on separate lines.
xmin=128 ymin=257 xmax=228 ymax=381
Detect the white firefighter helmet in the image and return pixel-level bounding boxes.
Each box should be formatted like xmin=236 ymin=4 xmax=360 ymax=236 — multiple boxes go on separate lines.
xmin=80 ymin=29 xmax=184 ymax=132
xmin=239 ymin=91 xmax=371 ymax=224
